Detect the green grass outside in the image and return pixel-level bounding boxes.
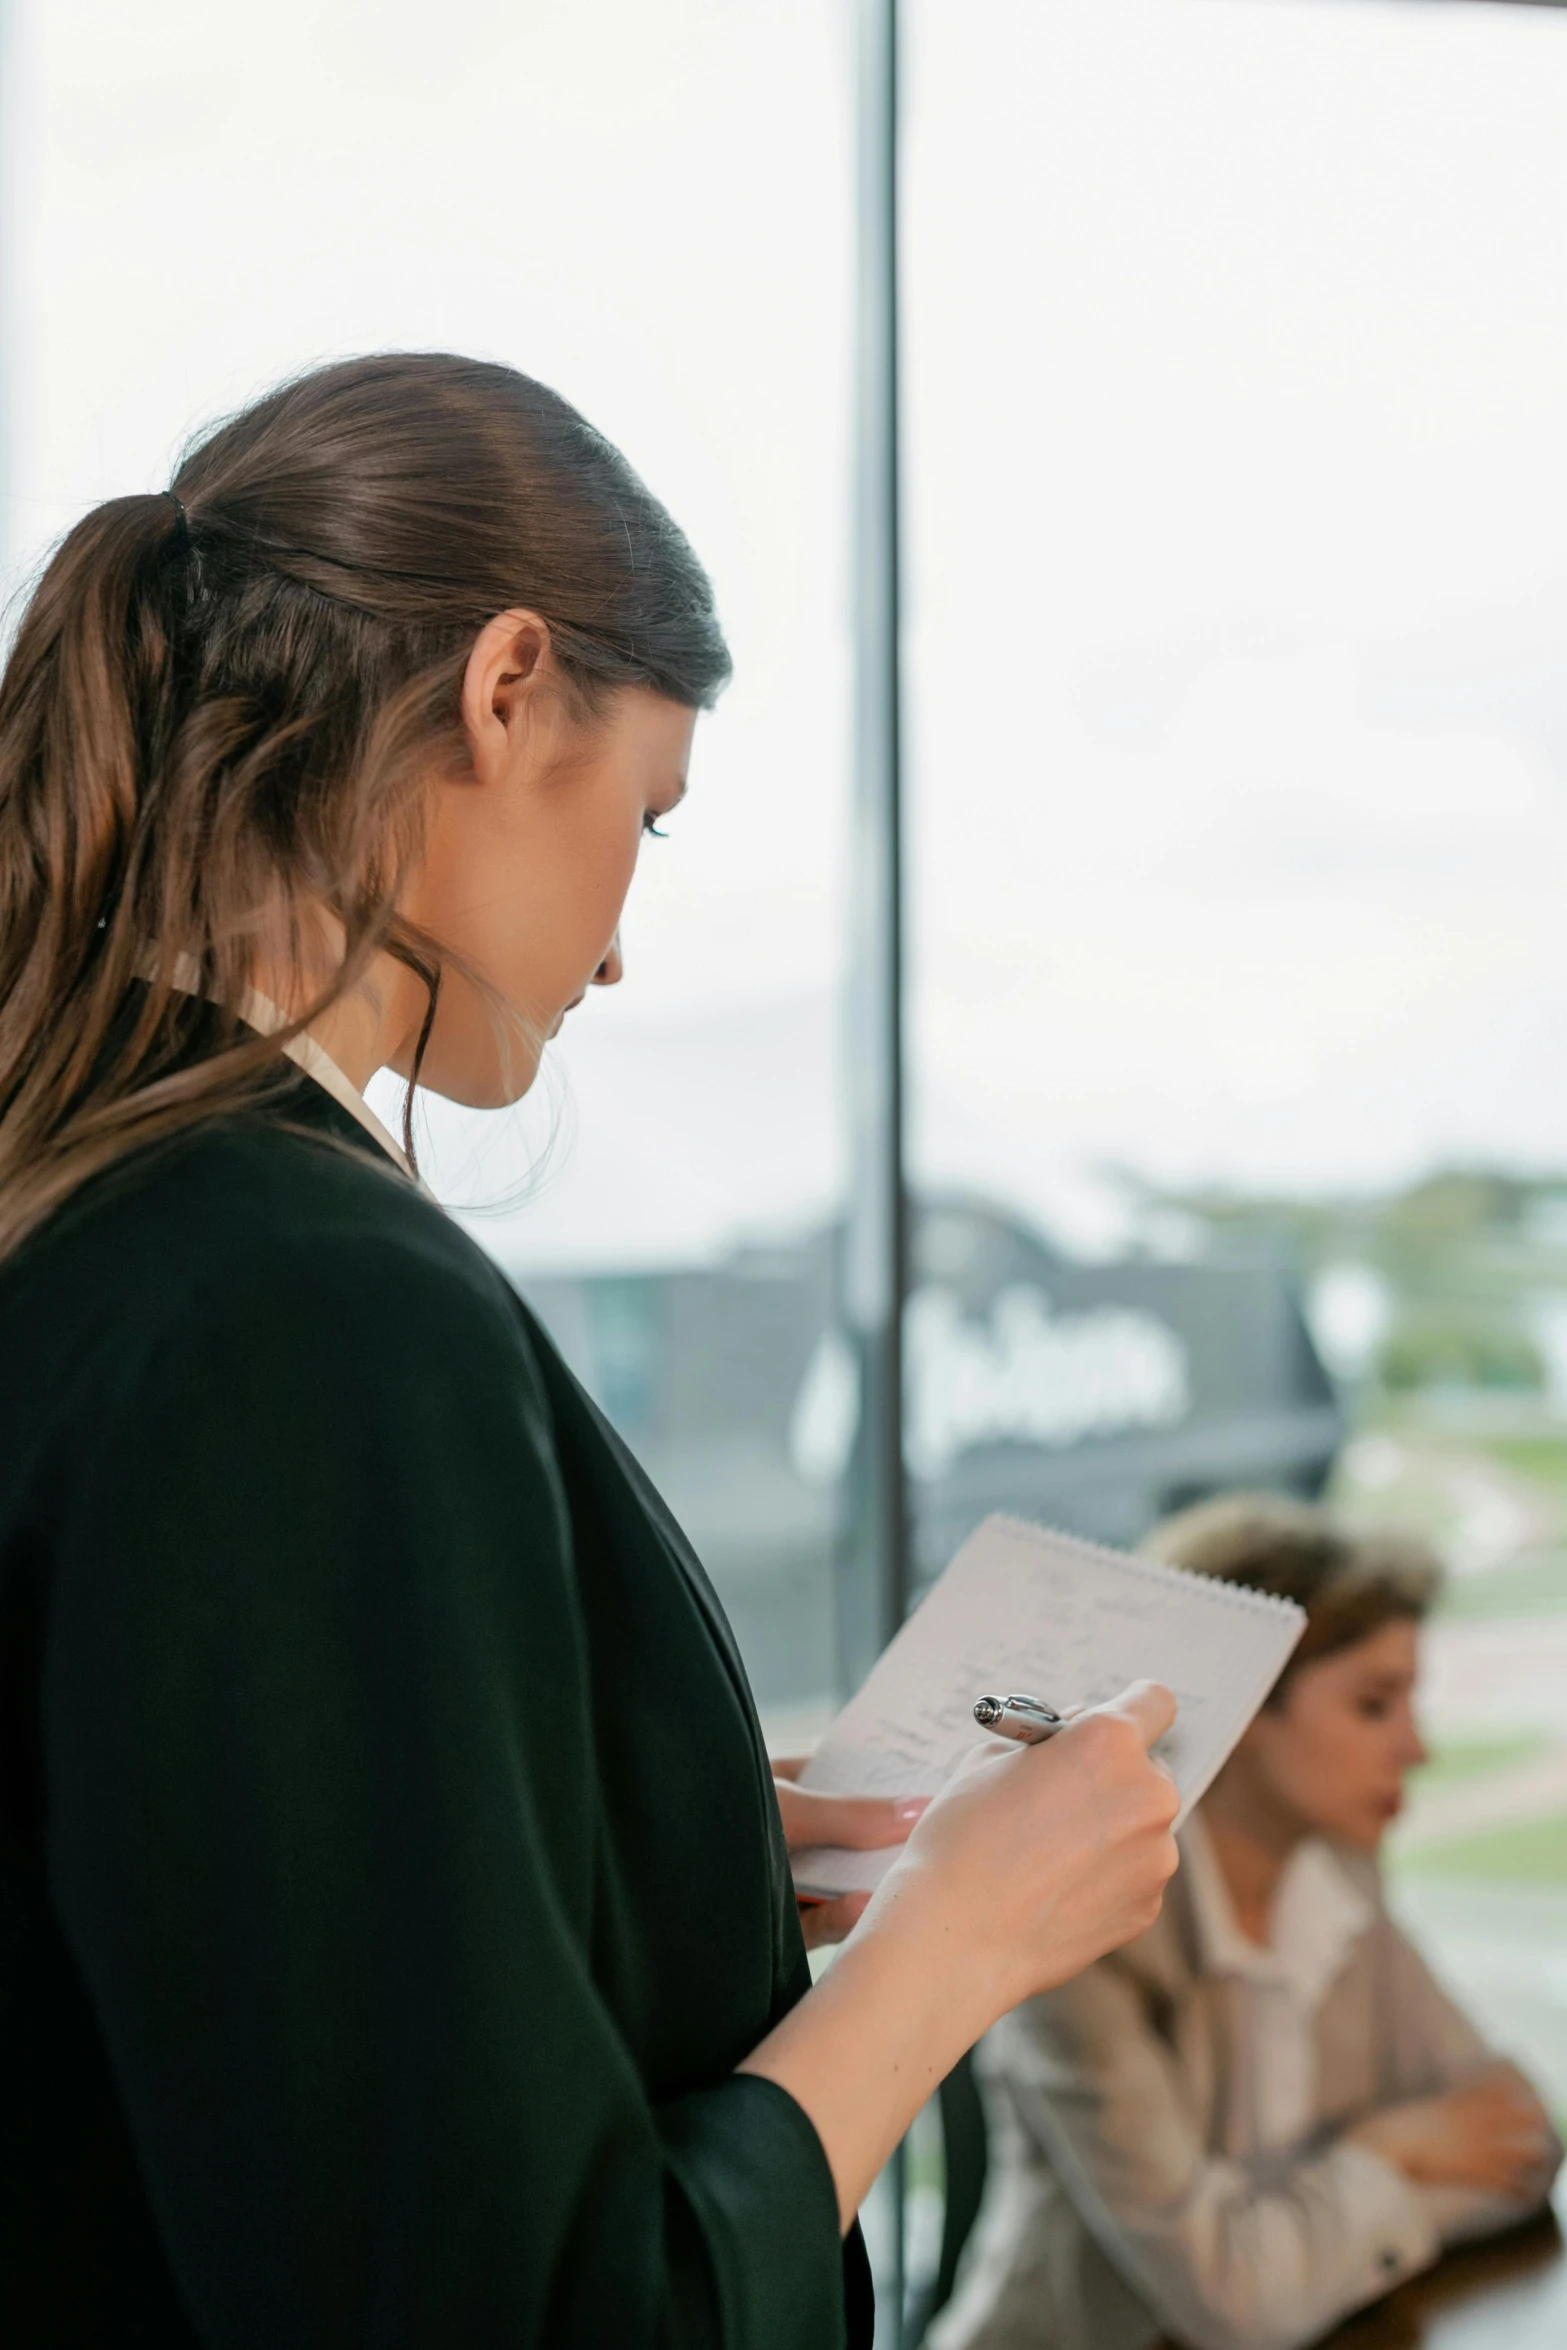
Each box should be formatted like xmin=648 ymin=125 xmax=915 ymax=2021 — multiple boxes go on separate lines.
xmin=1409 ymin=1733 xmax=1552 ymax=1796
xmin=1396 ymin=1810 xmax=1567 ymax=1885
xmin=1437 ymin=1555 xmax=1567 ymax=1619
xmin=1473 ymin=1434 xmax=1567 ymax=1490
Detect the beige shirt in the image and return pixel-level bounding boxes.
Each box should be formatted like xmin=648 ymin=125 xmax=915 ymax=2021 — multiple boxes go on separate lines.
xmin=929 ymin=1822 xmax=1544 ymax=2350
xmin=1177 ymin=1815 xmax=1376 ymax=2153
xmin=265 ymin=1011 xmax=415 ymax=1180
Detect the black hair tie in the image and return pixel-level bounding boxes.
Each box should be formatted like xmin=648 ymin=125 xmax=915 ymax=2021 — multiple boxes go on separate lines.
xmin=162 ymin=489 xmax=190 ymax=543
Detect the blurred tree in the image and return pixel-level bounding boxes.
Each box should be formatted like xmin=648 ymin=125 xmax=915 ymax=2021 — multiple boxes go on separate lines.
xmin=1378 ymin=1311 xmax=1545 ymax=1397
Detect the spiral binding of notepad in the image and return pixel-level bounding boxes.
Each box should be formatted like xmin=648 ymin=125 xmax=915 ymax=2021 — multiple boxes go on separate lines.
xmin=987 ymin=1512 xmax=1309 ymax=1617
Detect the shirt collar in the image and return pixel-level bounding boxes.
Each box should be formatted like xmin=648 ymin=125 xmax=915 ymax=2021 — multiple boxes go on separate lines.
xmin=155 ymin=954 xmax=426 ymax=1191
xmin=1181 ymin=1809 xmax=1376 ymax=2009
xmin=245 ymin=985 xmax=420 ymax=1184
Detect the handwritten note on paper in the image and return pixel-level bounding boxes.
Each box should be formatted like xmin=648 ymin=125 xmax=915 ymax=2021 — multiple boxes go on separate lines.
xmin=791 ymin=1513 xmax=1304 ymax=1899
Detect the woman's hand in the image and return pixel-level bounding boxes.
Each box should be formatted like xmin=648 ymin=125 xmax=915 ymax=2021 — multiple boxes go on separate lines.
xmin=866 ymin=1680 xmax=1182 ymax=2027
xmin=770 ymin=1756 xmax=928 ymax=1950
xmin=1349 ymin=2064 xmax=1562 ymax=2202
xmin=742 ymin=1681 xmax=1180 ymax=2227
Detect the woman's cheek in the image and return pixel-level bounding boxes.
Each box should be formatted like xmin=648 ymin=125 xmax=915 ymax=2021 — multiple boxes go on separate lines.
xmin=597 ymin=830 xmax=644 ymax=943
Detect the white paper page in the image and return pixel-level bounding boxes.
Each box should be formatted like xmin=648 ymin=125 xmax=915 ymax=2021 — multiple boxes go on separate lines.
xmin=792 ymin=1513 xmax=1304 ymax=1898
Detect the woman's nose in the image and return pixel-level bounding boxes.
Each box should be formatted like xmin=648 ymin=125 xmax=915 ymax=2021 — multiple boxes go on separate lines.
xmin=594 ymin=934 xmax=624 ymax=988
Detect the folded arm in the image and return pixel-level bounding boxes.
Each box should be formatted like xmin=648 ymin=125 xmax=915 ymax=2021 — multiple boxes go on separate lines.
xmin=983 ymin=1968 xmax=1442 ymax=2350
xmin=1352 ymin=1925 xmax=1561 ymax=2246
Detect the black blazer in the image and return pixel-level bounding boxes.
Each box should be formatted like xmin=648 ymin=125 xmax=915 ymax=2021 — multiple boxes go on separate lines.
xmin=0 ymin=1069 xmax=873 ymax=2347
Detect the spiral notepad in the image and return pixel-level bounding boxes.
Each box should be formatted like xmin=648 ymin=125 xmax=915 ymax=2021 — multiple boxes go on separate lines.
xmin=792 ymin=1512 xmax=1305 ymax=1899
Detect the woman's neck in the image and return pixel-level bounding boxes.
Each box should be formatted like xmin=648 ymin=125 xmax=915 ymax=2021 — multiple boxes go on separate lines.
xmin=292 ymin=973 xmax=411 ymax=1096
xmin=248 ymin=922 xmax=425 ymax=1096
xmin=1200 ymin=1763 xmax=1306 ymax=1947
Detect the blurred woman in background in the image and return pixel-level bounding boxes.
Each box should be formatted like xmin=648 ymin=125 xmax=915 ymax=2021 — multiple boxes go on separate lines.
xmin=931 ymin=1494 xmax=1561 ymax=2350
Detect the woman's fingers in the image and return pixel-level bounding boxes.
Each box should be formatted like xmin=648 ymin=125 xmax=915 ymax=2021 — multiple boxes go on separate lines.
xmin=1427 ymin=2076 xmax=1559 ymax=2194
xmin=796 ymin=1892 xmax=872 ymax=1950
xmin=770 ymin=1684 xmax=1175 ymax=1900
xmin=774 ymin=1775 xmax=928 ymax=1853
xmin=1488 ymin=2064 xmax=1554 ymax=2137
xmin=1085 ymin=1678 xmax=1178 ymax=1749
xmin=1457 ymin=2073 xmax=1552 ymax=2144
xmin=770 ymin=1753 xmax=928 ymax=1855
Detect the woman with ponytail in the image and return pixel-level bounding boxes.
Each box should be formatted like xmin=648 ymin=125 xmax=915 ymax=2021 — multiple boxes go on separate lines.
xmin=0 ymin=355 xmax=1179 ymax=2349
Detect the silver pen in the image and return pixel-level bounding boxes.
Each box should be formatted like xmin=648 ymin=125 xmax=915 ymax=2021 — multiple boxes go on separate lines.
xmin=973 ymin=1692 xmax=1065 ymax=1745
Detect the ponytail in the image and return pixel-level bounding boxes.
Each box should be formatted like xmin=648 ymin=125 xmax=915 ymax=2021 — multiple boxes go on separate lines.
xmin=0 ymin=354 xmax=730 ymax=1261
xmin=0 ymin=491 xmax=282 ymax=1256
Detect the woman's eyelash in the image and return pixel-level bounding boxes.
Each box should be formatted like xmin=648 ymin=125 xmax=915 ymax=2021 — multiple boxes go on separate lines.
xmin=642 ymin=814 xmax=669 ymax=839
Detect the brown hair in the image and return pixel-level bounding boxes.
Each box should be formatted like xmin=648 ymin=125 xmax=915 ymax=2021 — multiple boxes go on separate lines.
xmin=1143 ymin=1492 xmax=1442 ymax=1703
xmin=0 ymin=353 xmax=730 ymax=1259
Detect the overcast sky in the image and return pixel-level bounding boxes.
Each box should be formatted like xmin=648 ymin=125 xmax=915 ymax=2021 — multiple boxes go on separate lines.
xmin=6 ymin=0 xmax=1567 ymax=1266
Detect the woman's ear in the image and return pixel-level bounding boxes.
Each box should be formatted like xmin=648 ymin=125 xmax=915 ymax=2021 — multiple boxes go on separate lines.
xmin=459 ymin=608 xmax=555 ymax=787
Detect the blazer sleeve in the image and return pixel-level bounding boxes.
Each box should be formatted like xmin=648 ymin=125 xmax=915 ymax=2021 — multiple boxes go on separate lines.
xmin=1381 ymin=1911 xmax=1564 ymax=2247
xmin=981 ymin=1964 xmax=1442 ymax=2350
xmin=40 ymin=1231 xmax=847 ymax=2350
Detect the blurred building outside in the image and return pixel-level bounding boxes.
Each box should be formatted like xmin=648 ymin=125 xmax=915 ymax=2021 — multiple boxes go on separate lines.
xmin=515 ymin=1195 xmax=1340 ymax=1725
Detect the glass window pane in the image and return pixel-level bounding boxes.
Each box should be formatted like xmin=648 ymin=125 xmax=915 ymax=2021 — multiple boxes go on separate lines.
xmin=907 ymin=0 xmax=1567 ymax=2121
xmin=2 ymin=0 xmax=855 ymax=1744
